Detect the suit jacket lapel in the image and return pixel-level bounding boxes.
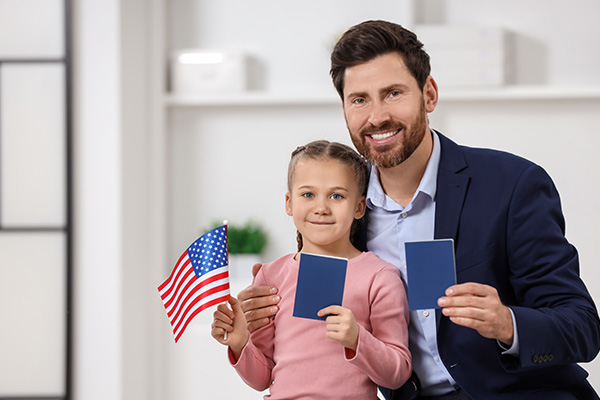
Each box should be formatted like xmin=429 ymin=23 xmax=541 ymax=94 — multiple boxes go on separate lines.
xmin=433 ymin=132 xmax=470 ymax=242
xmin=433 ymin=133 xmax=469 ymax=329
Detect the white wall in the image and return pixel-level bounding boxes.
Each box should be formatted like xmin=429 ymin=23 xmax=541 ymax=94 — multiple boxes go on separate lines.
xmin=73 ymin=0 xmax=166 ymax=399
xmin=415 ymin=0 xmax=600 ymax=85
xmin=73 ymin=0 xmax=122 ymax=397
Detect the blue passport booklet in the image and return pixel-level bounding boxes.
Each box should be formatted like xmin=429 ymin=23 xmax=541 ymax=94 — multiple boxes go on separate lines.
xmin=405 ymin=239 xmax=456 ymax=310
xmin=293 ymin=253 xmax=348 ymax=321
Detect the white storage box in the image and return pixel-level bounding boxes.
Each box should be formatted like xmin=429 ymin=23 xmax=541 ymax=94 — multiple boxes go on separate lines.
xmin=170 ymin=49 xmax=247 ymax=94
xmin=414 ymin=25 xmax=512 ymax=88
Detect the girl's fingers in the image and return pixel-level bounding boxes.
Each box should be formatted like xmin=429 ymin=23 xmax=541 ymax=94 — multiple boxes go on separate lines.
xmin=317 ymin=305 xmax=343 ymax=317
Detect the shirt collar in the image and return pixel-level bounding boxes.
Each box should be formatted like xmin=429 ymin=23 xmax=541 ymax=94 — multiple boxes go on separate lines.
xmin=366 ymin=129 xmax=441 ymax=210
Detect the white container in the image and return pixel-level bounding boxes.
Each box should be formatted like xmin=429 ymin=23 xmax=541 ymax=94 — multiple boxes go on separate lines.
xmin=170 ymin=49 xmax=247 ymax=94
xmin=414 ymin=25 xmax=512 ymax=88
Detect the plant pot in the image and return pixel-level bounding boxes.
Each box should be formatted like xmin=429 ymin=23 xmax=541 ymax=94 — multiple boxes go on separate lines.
xmin=228 ymin=253 xmax=262 ymax=283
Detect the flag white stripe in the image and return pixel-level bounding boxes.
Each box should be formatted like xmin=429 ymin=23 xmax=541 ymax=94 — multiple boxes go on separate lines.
xmin=159 ymin=254 xmax=191 ymax=297
xmin=163 ymin=268 xmax=195 ymax=311
xmin=173 ymin=287 xmax=231 ymax=338
xmin=170 ymin=275 xmax=230 ymax=327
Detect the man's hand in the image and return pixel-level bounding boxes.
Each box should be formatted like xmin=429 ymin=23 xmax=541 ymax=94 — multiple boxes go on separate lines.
xmin=438 ymin=282 xmax=514 ymax=346
xmin=237 ymin=263 xmax=280 ymax=333
xmin=318 ymin=305 xmax=359 ymax=351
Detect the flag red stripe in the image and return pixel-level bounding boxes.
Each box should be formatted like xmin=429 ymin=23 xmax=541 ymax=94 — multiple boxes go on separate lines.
xmin=172 ymin=282 xmax=230 ymax=333
xmin=163 ymin=264 xmax=193 ymax=311
xmin=160 ymin=257 xmax=192 ymax=301
xmin=158 ymin=251 xmax=189 ymax=292
xmin=165 ymin=268 xmax=197 ymax=318
xmin=174 ymin=293 xmax=230 ymax=343
xmin=170 ymin=272 xmax=229 ymax=325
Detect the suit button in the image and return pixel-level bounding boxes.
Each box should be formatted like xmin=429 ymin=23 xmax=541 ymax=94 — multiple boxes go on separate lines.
xmin=549 ymin=354 xmax=554 ymax=362
xmin=532 ymin=355 xmax=539 ymax=363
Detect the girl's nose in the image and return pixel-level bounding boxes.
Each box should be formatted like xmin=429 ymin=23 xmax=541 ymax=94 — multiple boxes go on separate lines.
xmin=314 ymin=199 xmax=330 ymax=214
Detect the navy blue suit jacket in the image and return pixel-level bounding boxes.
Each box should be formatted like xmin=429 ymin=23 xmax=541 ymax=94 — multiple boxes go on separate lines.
xmin=377 ymin=132 xmax=600 ymax=399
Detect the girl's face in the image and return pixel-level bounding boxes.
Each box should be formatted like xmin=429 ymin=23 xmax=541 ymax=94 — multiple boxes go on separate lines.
xmin=285 ymin=157 xmax=366 ymax=257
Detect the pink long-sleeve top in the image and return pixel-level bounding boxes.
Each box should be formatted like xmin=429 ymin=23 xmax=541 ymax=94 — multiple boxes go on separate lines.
xmin=229 ymin=251 xmax=411 ymax=399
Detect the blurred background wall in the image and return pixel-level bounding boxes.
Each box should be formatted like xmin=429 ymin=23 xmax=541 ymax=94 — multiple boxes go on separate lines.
xmin=1 ymin=0 xmax=599 ymax=399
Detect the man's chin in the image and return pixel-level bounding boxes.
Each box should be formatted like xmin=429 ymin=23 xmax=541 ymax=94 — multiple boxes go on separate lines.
xmin=372 ymin=158 xmax=404 ymax=169
xmin=363 ymin=147 xmax=402 ymax=168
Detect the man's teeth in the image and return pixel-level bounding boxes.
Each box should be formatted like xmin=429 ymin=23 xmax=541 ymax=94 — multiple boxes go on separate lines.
xmin=370 ymin=131 xmax=397 ymax=140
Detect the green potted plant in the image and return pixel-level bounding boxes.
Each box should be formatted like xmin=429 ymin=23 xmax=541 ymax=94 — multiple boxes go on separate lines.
xmin=227 ymin=221 xmax=268 ymax=255
xmin=209 ymin=220 xmax=268 ymax=281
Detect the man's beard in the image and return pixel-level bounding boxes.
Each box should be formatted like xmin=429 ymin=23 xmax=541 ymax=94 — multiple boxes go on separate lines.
xmin=351 ymin=101 xmax=427 ymax=169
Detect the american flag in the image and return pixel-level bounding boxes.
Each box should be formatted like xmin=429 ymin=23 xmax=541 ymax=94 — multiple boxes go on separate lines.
xmin=158 ymin=225 xmax=230 ymax=342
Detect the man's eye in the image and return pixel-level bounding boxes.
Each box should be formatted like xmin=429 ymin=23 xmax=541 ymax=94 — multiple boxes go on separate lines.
xmin=352 ymin=98 xmax=365 ymax=105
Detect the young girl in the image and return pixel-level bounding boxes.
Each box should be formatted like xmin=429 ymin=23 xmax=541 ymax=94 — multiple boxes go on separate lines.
xmin=211 ymin=140 xmax=411 ymax=399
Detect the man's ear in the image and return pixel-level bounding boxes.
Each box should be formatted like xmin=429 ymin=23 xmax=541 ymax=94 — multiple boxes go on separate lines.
xmin=285 ymin=192 xmax=293 ymax=216
xmin=423 ymin=75 xmax=439 ymax=113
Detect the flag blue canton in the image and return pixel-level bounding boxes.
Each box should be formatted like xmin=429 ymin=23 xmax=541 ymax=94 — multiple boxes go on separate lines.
xmin=187 ymin=225 xmax=228 ymax=279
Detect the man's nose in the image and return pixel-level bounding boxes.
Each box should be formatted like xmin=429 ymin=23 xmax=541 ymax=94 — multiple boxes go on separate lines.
xmin=368 ymin=100 xmax=392 ymax=127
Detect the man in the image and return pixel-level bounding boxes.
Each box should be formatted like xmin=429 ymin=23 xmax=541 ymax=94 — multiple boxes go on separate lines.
xmin=236 ymin=20 xmax=600 ymax=399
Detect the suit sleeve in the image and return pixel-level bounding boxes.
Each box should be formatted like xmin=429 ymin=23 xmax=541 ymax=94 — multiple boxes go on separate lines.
xmin=504 ymin=163 xmax=600 ymax=370
xmin=229 ymin=268 xmax=275 ymax=391
xmin=346 ymin=266 xmax=412 ymax=389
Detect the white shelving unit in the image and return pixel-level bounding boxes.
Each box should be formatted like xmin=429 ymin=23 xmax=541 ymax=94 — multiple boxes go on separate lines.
xmin=165 ymin=86 xmax=600 ymax=108
xmin=164 ymin=91 xmax=340 ymax=107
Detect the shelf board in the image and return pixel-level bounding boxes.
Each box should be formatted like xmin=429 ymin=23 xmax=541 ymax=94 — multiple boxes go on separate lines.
xmin=165 ymin=91 xmax=341 ymax=107
xmin=440 ymin=86 xmax=600 ymax=101
xmin=165 ymin=86 xmax=600 ymax=107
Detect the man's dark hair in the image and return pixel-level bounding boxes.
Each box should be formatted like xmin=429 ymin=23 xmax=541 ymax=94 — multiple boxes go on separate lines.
xmin=330 ymin=20 xmax=431 ymax=99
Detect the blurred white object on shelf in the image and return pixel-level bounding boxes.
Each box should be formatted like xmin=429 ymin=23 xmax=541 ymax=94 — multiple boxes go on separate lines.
xmin=414 ymin=25 xmax=513 ymax=88
xmin=171 ymin=49 xmax=247 ymax=94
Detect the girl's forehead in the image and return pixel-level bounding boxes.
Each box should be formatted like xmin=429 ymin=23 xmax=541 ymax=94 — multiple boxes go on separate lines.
xmin=294 ymin=157 xmax=351 ymax=172
xmin=292 ymin=157 xmax=357 ymax=183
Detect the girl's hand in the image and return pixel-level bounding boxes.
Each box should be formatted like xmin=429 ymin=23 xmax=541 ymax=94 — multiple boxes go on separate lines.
xmin=211 ymin=296 xmax=250 ymax=360
xmin=317 ymin=305 xmax=359 ymax=351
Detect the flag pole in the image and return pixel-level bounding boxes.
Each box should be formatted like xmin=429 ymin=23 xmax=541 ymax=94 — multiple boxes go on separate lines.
xmin=223 ymin=219 xmax=229 ymax=342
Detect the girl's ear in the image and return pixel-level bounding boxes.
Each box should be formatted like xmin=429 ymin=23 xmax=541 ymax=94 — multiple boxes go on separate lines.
xmin=285 ymin=192 xmax=293 ymax=216
xmin=355 ymin=196 xmax=366 ymax=219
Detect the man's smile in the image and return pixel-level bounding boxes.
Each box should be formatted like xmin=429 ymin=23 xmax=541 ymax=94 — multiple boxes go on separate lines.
xmin=367 ymin=129 xmax=401 ymax=146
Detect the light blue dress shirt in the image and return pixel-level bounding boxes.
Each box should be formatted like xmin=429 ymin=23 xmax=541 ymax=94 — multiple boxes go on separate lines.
xmin=366 ymin=131 xmax=456 ymax=395
xmin=366 ymin=131 xmax=519 ymax=395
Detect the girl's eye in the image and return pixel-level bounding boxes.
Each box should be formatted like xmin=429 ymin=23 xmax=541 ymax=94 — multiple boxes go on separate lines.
xmin=330 ymin=193 xmax=343 ymax=200
xmin=302 ymin=192 xmax=314 ymax=199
